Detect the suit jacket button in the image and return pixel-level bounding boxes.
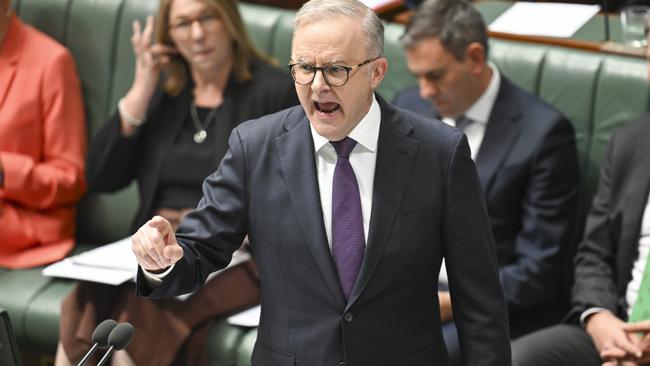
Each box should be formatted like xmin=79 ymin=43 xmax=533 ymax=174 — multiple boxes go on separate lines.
xmin=344 ymin=312 xmax=354 ymax=322
xmin=338 ymin=362 xmax=345 ymax=366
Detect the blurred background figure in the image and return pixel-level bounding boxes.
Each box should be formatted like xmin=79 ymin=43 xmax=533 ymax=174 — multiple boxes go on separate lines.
xmin=393 ymin=0 xmax=579 ymax=364
xmin=511 ymin=33 xmax=650 ymax=366
xmin=0 ymin=0 xmax=86 ymax=269
xmin=54 ymin=0 xmax=298 ymax=364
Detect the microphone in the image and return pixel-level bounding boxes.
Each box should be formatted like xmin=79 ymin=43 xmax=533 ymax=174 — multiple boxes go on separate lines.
xmin=96 ymin=322 xmax=135 ymax=366
xmin=76 ymin=319 xmax=118 ymax=366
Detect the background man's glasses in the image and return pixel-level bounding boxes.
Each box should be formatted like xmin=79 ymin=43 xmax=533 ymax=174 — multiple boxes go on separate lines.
xmin=287 ymin=57 xmax=380 ymax=87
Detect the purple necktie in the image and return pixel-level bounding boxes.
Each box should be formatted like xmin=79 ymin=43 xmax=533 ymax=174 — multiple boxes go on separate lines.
xmin=331 ymin=137 xmax=365 ymax=300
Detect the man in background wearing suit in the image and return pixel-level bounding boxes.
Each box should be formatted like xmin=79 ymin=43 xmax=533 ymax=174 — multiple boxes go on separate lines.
xmin=392 ymin=0 xmax=579 ymax=364
xmin=130 ymin=0 xmax=511 ymax=364
xmin=511 ymin=34 xmax=650 ymax=366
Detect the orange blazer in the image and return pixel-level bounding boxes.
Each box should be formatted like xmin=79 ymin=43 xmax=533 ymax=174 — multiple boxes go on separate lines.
xmin=0 ymin=14 xmax=86 ymax=269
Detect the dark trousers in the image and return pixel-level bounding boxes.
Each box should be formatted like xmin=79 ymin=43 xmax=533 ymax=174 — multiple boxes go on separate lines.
xmin=510 ymin=324 xmax=601 ymax=366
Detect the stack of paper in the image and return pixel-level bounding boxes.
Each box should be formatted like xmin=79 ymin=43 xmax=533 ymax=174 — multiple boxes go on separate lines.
xmin=42 ymin=237 xmax=136 ymax=285
xmin=488 ymin=3 xmax=601 ymax=38
xmin=42 ymin=237 xmax=253 ymax=297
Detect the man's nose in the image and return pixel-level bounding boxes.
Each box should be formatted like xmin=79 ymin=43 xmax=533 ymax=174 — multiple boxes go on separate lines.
xmin=419 ymin=80 xmax=438 ymax=100
xmin=311 ymin=69 xmax=331 ymax=94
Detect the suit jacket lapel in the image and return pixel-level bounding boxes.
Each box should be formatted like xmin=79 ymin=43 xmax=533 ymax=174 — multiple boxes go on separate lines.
xmin=0 ymin=62 xmax=17 ymax=109
xmin=475 ymin=81 xmax=521 ymax=191
xmin=619 ymin=130 xmax=650 ymax=282
xmin=347 ymin=98 xmax=418 ymax=309
xmin=0 ymin=16 xmax=22 ymax=109
xmin=275 ymin=115 xmax=346 ymax=307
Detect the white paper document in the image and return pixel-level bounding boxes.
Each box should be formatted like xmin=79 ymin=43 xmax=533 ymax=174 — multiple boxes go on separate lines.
xmin=360 ymin=0 xmax=397 ymax=11
xmin=488 ymin=3 xmax=600 ymax=38
xmin=42 ymin=237 xmax=137 ymax=285
xmin=227 ymin=305 xmax=261 ymax=327
xmin=42 ymin=257 xmax=136 ymax=285
xmin=43 ymin=237 xmax=252 ymax=292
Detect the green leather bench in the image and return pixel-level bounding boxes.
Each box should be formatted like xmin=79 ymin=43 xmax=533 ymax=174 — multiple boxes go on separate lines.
xmin=2 ymin=0 xmax=649 ymax=364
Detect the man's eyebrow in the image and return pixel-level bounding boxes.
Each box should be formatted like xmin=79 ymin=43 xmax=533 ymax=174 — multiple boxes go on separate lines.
xmin=291 ymin=56 xmax=349 ymax=65
xmin=417 ymin=68 xmax=445 ymax=79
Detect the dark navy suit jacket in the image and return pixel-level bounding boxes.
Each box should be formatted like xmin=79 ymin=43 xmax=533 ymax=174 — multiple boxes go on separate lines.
xmin=393 ymin=77 xmax=579 ymax=338
xmin=138 ymin=96 xmax=511 ymax=366
xmin=570 ymin=114 xmax=650 ymax=322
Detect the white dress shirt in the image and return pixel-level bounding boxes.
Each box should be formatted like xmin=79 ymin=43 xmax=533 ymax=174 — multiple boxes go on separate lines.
xmin=311 ymin=95 xmax=381 ymax=249
xmin=626 ymin=193 xmax=650 ymax=315
xmin=441 ymin=63 xmax=501 ymax=160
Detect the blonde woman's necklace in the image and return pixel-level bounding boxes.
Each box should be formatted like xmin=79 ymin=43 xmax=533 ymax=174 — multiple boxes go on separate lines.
xmin=189 ymin=102 xmax=218 ymax=144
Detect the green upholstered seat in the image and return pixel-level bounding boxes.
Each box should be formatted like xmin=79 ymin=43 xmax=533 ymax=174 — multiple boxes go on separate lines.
xmin=490 ymin=40 xmax=546 ymax=95
xmin=269 ymin=11 xmax=295 ymax=69
xmin=23 ymin=280 xmax=77 ymax=353
xmin=380 ymin=21 xmax=417 ymax=101
xmin=206 ymin=320 xmax=248 ymax=365
xmin=240 ymin=2 xmax=285 ymax=55
xmin=17 ymin=0 xmax=69 ymax=43
xmin=236 ymin=328 xmax=258 ymax=366
xmin=0 ymin=269 xmax=52 ymax=348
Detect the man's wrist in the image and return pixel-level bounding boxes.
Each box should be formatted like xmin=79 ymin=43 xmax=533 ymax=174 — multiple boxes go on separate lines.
xmin=581 ymin=307 xmax=609 ymax=327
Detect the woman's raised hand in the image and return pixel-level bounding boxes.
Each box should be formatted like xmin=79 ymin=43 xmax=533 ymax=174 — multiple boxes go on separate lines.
xmin=119 ymin=15 xmax=177 ymax=135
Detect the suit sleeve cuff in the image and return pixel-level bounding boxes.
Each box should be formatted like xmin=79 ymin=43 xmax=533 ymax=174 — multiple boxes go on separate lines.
xmin=580 ymin=307 xmax=609 ymax=327
xmin=141 ymin=264 xmax=175 ymax=287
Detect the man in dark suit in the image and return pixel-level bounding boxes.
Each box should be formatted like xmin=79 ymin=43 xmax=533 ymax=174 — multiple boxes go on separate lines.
xmin=512 ymin=113 xmax=650 ymax=366
xmin=392 ymin=0 xmax=579 ymax=362
xmin=511 ymin=35 xmax=650 ymax=366
xmin=129 ymin=0 xmax=511 ymax=365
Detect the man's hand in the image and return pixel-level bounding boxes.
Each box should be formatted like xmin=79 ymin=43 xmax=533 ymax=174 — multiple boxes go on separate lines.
xmin=617 ymin=320 xmax=650 ymax=365
xmin=132 ymin=216 xmax=184 ymax=273
xmin=585 ymin=311 xmax=643 ymax=364
xmin=438 ymin=291 xmax=453 ymax=322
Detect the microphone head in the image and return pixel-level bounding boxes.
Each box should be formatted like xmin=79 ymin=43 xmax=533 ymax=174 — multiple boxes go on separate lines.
xmin=91 ymin=319 xmax=118 ymax=348
xmin=107 ymin=322 xmax=135 ymax=350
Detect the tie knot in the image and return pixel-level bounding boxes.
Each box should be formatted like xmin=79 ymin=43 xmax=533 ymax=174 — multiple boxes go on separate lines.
xmin=331 ymin=137 xmax=357 ymax=158
xmin=455 ymin=115 xmax=474 ymax=132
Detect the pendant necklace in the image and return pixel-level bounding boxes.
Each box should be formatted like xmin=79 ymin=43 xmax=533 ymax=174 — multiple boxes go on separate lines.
xmin=189 ymin=102 xmax=218 ymax=144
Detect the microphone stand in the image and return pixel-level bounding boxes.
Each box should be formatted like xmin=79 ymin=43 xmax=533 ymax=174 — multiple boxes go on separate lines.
xmin=76 ymin=343 xmax=98 ymax=366
xmin=96 ymin=345 xmax=116 ymax=366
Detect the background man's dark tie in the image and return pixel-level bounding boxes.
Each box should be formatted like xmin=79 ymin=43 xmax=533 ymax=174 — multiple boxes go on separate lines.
xmin=330 ymin=137 xmax=365 ymax=300
xmin=455 ymin=115 xmax=474 ymax=132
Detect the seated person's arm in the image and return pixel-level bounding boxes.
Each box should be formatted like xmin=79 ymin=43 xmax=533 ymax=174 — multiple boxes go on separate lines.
xmin=0 ymin=50 xmax=86 ymax=210
xmin=499 ymin=118 xmax=578 ymax=307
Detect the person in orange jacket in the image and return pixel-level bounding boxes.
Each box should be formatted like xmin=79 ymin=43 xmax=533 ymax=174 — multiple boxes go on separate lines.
xmin=0 ymin=0 xmax=86 ymax=269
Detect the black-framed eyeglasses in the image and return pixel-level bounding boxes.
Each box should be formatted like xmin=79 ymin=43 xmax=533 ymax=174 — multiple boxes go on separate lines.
xmin=287 ymin=57 xmax=381 ymax=87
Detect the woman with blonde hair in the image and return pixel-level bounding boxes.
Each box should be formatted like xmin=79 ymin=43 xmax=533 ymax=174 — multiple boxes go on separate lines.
xmin=55 ymin=0 xmax=297 ymax=364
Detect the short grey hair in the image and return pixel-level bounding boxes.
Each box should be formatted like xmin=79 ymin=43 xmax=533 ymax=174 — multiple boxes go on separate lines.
xmin=294 ymin=0 xmax=384 ymax=58
xmin=401 ymin=0 xmax=488 ymax=60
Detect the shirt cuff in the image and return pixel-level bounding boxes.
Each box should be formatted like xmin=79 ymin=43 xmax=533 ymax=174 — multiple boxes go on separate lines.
xmin=142 ymin=264 xmax=175 ymax=288
xmin=579 ymin=307 xmax=609 ymax=327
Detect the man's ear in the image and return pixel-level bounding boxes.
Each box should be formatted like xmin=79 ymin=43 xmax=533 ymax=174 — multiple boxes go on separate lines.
xmin=370 ymin=57 xmax=388 ymax=90
xmin=465 ymin=42 xmax=487 ymax=75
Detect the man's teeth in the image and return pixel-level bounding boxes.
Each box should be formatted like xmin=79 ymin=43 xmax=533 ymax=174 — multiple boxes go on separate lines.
xmin=316 ymin=102 xmax=339 ymax=112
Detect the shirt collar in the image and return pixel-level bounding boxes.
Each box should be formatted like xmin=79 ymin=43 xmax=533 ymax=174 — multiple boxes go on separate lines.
xmin=311 ymin=95 xmax=381 ymax=153
xmin=463 ymin=62 xmax=501 ymax=125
